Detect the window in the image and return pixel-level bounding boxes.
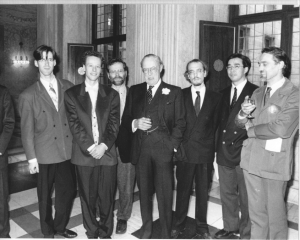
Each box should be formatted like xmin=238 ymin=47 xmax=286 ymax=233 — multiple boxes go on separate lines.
xmin=93 ymin=4 xmax=126 ymax=84
xmin=230 ymin=5 xmax=299 ymax=86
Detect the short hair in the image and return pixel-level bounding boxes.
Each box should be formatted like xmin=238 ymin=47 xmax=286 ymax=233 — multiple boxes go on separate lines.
xmin=226 ymin=53 xmax=251 ymax=76
xmin=81 ymin=50 xmax=104 ymax=68
xmin=33 ymin=45 xmax=57 ymax=61
xmin=106 ymin=58 xmax=128 ymax=73
xmin=261 ymin=47 xmax=291 ymax=78
xmin=140 ymin=54 xmax=164 ymax=69
xmin=184 ymin=59 xmax=208 ymax=79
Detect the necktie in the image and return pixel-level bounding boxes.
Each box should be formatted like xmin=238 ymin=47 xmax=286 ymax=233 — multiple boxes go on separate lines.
xmin=147 ymin=86 xmax=154 ymax=104
xmin=194 ymin=91 xmax=201 ymax=116
xmin=49 ymin=83 xmax=58 ymax=111
xmin=264 ymin=87 xmax=272 ymax=106
xmin=230 ymin=87 xmax=237 ymax=110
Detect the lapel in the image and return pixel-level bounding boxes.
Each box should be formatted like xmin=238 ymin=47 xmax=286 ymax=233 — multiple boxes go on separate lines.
xmin=195 ymin=89 xmax=212 ymax=125
xmin=95 ymin=84 xmax=107 ymax=125
xmin=78 ymin=82 xmax=92 ymax=118
xmin=157 ymin=81 xmax=170 ymax=120
xmin=57 ymin=78 xmax=64 ymax=111
xmin=136 ymin=82 xmax=147 ymax=117
xmin=186 ymin=86 xmax=197 ymax=123
xmin=37 ymin=80 xmax=57 ymax=111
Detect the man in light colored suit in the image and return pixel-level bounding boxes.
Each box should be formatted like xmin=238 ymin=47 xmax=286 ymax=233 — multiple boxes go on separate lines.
xmin=235 ymin=47 xmax=299 ymax=239
xmin=106 ymin=58 xmax=135 ymax=235
xmin=65 ymin=51 xmax=120 ymax=239
xmin=0 ymin=85 xmax=15 ymax=238
xmin=19 ymin=45 xmax=77 ymax=238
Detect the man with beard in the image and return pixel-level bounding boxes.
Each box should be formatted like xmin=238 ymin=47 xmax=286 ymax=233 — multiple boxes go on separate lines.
xmin=106 ymin=58 xmax=134 ymax=234
xmin=172 ymin=59 xmax=222 ymax=239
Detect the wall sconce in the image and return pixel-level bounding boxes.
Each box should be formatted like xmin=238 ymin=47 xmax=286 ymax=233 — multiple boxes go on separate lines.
xmin=13 ymin=42 xmax=29 ymax=65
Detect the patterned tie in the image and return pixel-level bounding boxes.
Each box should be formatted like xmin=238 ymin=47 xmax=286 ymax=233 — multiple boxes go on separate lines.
xmin=230 ymin=87 xmax=237 ymax=110
xmin=147 ymin=86 xmax=154 ymax=104
xmin=194 ymin=91 xmax=201 ymax=116
xmin=264 ymin=87 xmax=272 ymax=106
xmin=49 ymin=83 xmax=58 ymax=111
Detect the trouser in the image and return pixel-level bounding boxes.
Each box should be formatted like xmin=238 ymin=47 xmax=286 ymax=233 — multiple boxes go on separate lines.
xmin=0 ymin=167 xmax=10 ymax=238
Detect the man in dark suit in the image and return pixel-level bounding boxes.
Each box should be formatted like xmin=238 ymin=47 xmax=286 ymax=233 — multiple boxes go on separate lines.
xmin=19 ymin=45 xmax=77 ymax=239
xmin=64 ymin=51 xmax=120 ymax=239
xmin=172 ymin=59 xmax=222 ymax=239
xmin=235 ymin=47 xmax=299 ymax=239
xmin=0 ymin=85 xmax=15 ymax=238
xmin=106 ymin=58 xmax=134 ymax=235
xmin=122 ymin=54 xmax=186 ymax=239
xmin=214 ymin=53 xmax=258 ymax=239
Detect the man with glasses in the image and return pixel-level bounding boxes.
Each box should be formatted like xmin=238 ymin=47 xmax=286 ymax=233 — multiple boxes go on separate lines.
xmin=235 ymin=47 xmax=299 ymax=239
xmin=214 ymin=53 xmax=258 ymax=239
xmin=19 ymin=45 xmax=77 ymax=238
xmin=122 ymin=54 xmax=186 ymax=238
xmin=106 ymin=58 xmax=135 ymax=235
xmin=172 ymin=59 xmax=222 ymax=239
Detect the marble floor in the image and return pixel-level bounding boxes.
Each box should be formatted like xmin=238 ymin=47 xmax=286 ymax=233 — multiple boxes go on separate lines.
xmin=7 ymin=180 xmax=299 ymax=239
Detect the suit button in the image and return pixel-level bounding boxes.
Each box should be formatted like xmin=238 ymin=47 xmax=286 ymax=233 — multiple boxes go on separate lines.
xmin=222 ymin=141 xmax=225 ymax=144
xmin=271 ymin=153 xmax=274 ymax=156
xmin=232 ymin=142 xmax=234 ymax=145
xmin=223 ymin=130 xmax=226 ymax=133
xmin=54 ymin=137 xmax=57 ymax=140
xmin=65 ymin=123 xmax=67 ymax=126
xmin=234 ymin=131 xmax=237 ymax=134
xmin=53 ymin=125 xmax=55 ymax=127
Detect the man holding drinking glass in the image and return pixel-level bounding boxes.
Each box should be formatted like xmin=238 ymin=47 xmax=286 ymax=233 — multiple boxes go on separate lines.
xmin=235 ymin=47 xmax=299 ymax=239
xmin=122 ymin=54 xmax=186 ymax=239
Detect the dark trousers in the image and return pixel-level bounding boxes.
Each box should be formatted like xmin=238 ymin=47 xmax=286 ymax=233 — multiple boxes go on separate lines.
xmin=243 ymin=170 xmax=288 ymax=240
xmin=37 ymin=160 xmax=76 ymax=236
xmin=116 ymin=157 xmax=135 ymax=221
xmin=76 ymin=165 xmax=117 ymax=238
xmin=136 ymin=135 xmax=174 ymax=239
xmin=0 ymin=167 xmax=9 ymax=238
xmin=174 ymin=161 xmax=213 ymax=234
xmin=218 ymin=165 xmax=250 ymax=239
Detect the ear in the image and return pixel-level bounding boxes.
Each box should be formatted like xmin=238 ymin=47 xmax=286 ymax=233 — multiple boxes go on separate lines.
xmin=159 ymin=64 xmax=163 ymax=73
xmin=204 ymin=70 xmax=208 ymax=77
xmin=244 ymin=67 xmax=249 ymax=75
xmin=279 ymin=60 xmax=285 ymax=69
xmin=53 ymin=60 xmax=56 ymax=67
xmin=34 ymin=60 xmax=38 ymax=67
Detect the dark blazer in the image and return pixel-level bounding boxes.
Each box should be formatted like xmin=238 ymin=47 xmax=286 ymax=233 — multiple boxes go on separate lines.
xmin=64 ymin=82 xmax=120 ymax=167
xmin=216 ymin=81 xmax=258 ymax=168
xmin=0 ymin=85 xmax=15 ymax=170
xmin=176 ymin=86 xmax=222 ymax=164
xmin=19 ymin=79 xmax=73 ymax=164
xmin=122 ymin=81 xmax=186 ymax=165
xmin=115 ymin=86 xmax=132 ymax=163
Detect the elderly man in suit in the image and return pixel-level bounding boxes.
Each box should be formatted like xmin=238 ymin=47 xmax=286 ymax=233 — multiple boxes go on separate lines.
xmin=235 ymin=47 xmax=299 ymax=239
xmin=172 ymin=59 xmax=222 ymax=239
xmin=0 ymin=85 xmax=15 ymax=238
xmin=64 ymin=51 xmax=120 ymax=239
xmin=214 ymin=53 xmax=258 ymax=239
xmin=19 ymin=45 xmax=77 ymax=238
xmin=106 ymin=58 xmax=134 ymax=235
xmin=122 ymin=54 xmax=186 ymax=239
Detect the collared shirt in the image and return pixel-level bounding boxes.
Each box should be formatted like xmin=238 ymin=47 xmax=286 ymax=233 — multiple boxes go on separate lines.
xmin=112 ymin=83 xmax=127 ymax=120
xmin=191 ymin=83 xmax=206 ymax=110
xmin=231 ymin=78 xmax=247 ymax=103
xmin=267 ymin=77 xmax=285 ymax=97
xmin=147 ymin=79 xmax=161 ymax=97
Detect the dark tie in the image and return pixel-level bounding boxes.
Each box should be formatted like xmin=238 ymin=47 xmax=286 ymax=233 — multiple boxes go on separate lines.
xmin=230 ymin=87 xmax=237 ymax=110
xmin=147 ymin=86 xmax=154 ymax=104
xmin=264 ymin=87 xmax=272 ymax=106
xmin=194 ymin=91 xmax=201 ymax=116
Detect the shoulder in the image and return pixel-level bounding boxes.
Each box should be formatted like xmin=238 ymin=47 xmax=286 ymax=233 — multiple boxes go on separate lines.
xmin=246 ymin=81 xmax=259 ymax=91
xmin=59 ymin=78 xmax=74 ymax=89
xmin=220 ymin=85 xmax=231 ymax=94
xmin=206 ymin=88 xmax=222 ymax=99
xmin=65 ymin=83 xmax=81 ymax=96
xmin=101 ymin=84 xmax=119 ymax=97
xmin=19 ymin=82 xmax=38 ymax=99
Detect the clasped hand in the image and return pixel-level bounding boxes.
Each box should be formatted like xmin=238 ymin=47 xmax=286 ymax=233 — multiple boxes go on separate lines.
xmin=90 ymin=144 xmax=106 ymax=159
xmin=135 ymin=117 xmax=152 ymax=131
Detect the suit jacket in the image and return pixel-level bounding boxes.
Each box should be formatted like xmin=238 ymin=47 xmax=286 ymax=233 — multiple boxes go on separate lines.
xmin=122 ymin=81 xmax=186 ymax=165
xmin=175 ymin=86 xmax=222 ymax=164
xmin=19 ymin=78 xmax=73 ymax=164
xmin=115 ymin=86 xmax=132 ymax=163
xmin=216 ymin=81 xmax=258 ymax=168
xmin=64 ymin=82 xmax=120 ymax=167
xmin=0 ymin=85 xmax=15 ymax=170
xmin=235 ymin=78 xmax=299 ymax=181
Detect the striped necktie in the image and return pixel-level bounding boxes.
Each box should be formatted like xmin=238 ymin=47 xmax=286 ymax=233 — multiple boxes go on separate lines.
xmin=147 ymin=86 xmax=154 ymax=104
xmin=230 ymin=87 xmax=237 ymax=110
xmin=49 ymin=83 xmax=58 ymax=111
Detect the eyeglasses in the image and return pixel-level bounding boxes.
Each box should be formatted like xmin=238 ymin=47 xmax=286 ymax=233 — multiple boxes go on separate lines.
xmin=187 ymin=69 xmax=204 ymax=78
xmin=142 ymin=67 xmax=158 ymax=74
xmin=39 ymin=58 xmax=54 ymax=63
xmin=226 ymin=65 xmax=243 ymax=71
xmin=109 ymin=69 xmax=125 ymax=75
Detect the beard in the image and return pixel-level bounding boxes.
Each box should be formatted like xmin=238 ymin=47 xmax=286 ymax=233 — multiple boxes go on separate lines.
xmin=111 ymin=77 xmax=125 ymax=86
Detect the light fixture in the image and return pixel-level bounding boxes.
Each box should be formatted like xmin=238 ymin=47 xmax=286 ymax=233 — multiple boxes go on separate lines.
xmin=13 ymin=42 xmax=29 ymax=65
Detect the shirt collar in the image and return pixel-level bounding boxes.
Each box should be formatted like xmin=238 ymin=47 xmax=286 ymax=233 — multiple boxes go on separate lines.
xmin=147 ymin=79 xmax=161 ymax=90
xmin=191 ymin=83 xmax=205 ymax=93
xmin=85 ymin=80 xmax=99 ymax=92
xmin=231 ymin=78 xmax=247 ymax=91
xmin=266 ymin=77 xmax=285 ymax=92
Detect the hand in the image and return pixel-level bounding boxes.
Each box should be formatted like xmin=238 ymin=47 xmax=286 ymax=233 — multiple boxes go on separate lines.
xmin=90 ymin=144 xmax=106 ymax=159
xmin=241 ymin=96 xmax=256 ymax=116
xmin=245 ymin=120 xmax=254 ymax=131
xmin=28 ymin=161 xmax=39 ymax=174
xmin=134 ymin=117 xmax=152 ymax=131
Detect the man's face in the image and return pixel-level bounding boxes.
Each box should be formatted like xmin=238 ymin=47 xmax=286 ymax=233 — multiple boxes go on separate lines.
xmin=83 ymin=56 xmax=102 ymax=82
xmin=227 ymin=58 xmax=248 ymax=83
xmin=107 ymin=62 xmax=127 ymax=86
xmin=142 ymin=57 xmax=162 ymax=86
xmin=187 ymin=62 xmax=207 ymax=86
xmin=34 ymin=51 xmax=56 ymax=77
xmin=258 ymin=53 xmax=283 ymax=82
